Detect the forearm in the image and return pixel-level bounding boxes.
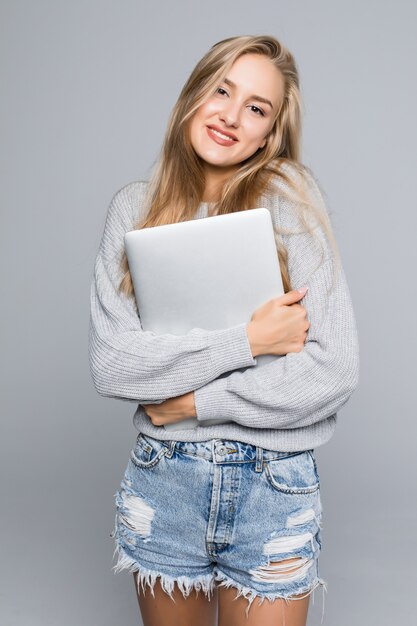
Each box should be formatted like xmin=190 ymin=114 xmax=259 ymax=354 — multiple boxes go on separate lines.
xmin=194 ymin=341 xmax=359 ymax=430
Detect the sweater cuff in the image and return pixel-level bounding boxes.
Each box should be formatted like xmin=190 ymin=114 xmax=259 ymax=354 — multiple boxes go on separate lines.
xmin=194 ymin=377 xmax=231 ymax=422
xmin=214 ymin=322 xmax=257 ymax=372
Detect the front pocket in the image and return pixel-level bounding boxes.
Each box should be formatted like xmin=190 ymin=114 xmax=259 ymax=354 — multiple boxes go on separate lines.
xmin=264 ymin=450 xmax=320 ymax=494
xmin=130 ymin=433 xmax=169 ymax=469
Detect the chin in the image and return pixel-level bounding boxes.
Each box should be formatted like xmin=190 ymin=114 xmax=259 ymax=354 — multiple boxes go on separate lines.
xmin=204 ymin=158 xmax=237 ymax=170
xmin=196 ymin=150 xmax=232 ymax=167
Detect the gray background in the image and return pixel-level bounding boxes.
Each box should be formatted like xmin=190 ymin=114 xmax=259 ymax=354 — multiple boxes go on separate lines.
xmin=1 ymin=1 xmax=416 ymax=624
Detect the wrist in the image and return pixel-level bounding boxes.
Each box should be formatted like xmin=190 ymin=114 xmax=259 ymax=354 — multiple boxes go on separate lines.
xmin=246 ymin=321 xmax=261 ymax=358
xmin=188 ymin=391 xmax=197 ymax=418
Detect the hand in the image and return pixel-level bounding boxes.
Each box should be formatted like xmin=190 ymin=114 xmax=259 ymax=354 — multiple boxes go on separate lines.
xmin=142 ymin=392 xmax=197 ymax=426
xmin=246 ymin=287 xmax=310 ymax=357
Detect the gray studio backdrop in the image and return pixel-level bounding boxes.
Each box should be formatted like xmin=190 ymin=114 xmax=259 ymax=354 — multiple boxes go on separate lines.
xmin=1 ymin=1 xmax=416 ymax=625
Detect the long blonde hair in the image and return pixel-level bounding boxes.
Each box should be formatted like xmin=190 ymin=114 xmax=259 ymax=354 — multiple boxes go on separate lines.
xmin=119 ymin=34 xmax=341 ymax=298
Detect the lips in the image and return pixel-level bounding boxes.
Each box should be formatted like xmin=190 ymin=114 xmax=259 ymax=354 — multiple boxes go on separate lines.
xmin=206 ymin=125 xmax=238 ymax=147
xmin=207 ymin=125 xmax=238 ymax=141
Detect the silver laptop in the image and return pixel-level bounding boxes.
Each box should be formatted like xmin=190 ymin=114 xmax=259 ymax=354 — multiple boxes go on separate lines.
xmin=124 ymin=207 xmax=284 ymax=431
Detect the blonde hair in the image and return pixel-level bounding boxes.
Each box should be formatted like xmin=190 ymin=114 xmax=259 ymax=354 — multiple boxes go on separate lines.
xmin=119 ymin=34 xmax=341 ymax=298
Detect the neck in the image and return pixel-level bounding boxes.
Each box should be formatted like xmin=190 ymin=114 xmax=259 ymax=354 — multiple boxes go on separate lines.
xmin=202 ymin=164 xmax=238 ymax=202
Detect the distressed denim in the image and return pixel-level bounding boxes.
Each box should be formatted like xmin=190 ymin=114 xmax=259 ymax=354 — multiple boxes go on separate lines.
xmin=112 ymin=434 xmax=327 ymax=620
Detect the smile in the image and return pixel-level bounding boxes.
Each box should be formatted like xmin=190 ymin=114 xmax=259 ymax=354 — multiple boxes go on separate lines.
xmin=206 ymin=126 xmax=238 ymax=146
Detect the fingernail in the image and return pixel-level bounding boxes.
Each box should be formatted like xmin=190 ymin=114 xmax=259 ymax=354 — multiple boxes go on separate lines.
xmin=298 ymin=286 xmax=308 ymax=294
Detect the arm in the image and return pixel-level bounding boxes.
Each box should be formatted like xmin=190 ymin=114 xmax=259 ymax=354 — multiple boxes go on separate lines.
xmin=193 ymin=171 xmax=360 ymax=430
xmin=88 ymin=183 xmax=257 ymax=403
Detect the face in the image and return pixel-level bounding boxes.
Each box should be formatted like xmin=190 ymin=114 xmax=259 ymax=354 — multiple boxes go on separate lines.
xmin=189 ymin=53 xmax=285 ymax=184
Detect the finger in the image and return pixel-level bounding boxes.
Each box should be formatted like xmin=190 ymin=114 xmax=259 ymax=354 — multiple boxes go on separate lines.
xmin=277 ymin=287 xmax=308 ymax=305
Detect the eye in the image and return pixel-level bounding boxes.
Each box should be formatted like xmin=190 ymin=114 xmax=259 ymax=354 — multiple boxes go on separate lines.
xmin=249 ymin=105 xmax=265 ymax=117
xmin=214 ymin=87 xmax=265 ymax=117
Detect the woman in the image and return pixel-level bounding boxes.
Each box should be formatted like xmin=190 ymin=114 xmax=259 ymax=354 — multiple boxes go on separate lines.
xmin=89 ymin=35 xmax=359 ymax=626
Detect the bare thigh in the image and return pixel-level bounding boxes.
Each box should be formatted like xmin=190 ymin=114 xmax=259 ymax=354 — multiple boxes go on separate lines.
xmin=218 ymin=585 xmax=310 ymax=626
xmin=133 ymin=573 xmax=218 ymax=626
xmin=133 ymin=569 xmax=310 ymax=626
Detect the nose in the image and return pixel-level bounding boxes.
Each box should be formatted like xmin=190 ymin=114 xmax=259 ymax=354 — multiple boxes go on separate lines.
xmin=218 ymin=99 xmax=240 ymax=128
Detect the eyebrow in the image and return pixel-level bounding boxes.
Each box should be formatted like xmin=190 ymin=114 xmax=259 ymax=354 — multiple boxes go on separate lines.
xmin=222 ymin=77 xmax=274 ymax=109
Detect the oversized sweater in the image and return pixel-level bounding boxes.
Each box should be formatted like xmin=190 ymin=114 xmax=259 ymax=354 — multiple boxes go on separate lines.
xmin=88 ymin=168 xmax=360 ymax=452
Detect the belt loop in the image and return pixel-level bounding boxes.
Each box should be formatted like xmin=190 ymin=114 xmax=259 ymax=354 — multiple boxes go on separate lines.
xmin=164 ymin=440 xmax=176 ymax=458
xmin=255 ymin=446 xmax=263 ymax=472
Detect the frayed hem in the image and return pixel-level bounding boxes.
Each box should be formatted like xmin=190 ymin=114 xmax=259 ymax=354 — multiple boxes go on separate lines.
xmin=213 ymin=569 xmax=328 ymax=622
xmin=111 ymin=541 xmax=216 ymax=604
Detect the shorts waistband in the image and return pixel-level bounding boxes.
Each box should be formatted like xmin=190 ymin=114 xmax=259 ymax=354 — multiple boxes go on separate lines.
xmin=155 ymin=437 xmax=306 ymax=473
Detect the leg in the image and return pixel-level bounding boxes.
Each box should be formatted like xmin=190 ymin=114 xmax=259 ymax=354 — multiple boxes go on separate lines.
xmin=133 ymin=573 xmax=218 ymax=626
xmin=218 ymin=557 xmax=311 ymax=626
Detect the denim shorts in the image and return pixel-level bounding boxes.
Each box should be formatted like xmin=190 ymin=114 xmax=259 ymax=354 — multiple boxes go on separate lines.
xmin=111 ymin=433 xmax=327 ymax=619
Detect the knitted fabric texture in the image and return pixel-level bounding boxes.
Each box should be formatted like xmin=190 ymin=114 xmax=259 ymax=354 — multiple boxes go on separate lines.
xmin=88 ymin=169 xmax=359 ymax=451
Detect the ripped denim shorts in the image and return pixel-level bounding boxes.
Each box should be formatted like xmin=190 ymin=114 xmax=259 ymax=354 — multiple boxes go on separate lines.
xmin=111 ymin=434 xmax=327 ymax=619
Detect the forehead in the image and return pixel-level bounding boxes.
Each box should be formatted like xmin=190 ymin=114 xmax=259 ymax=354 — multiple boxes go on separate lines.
xmin=224 ymin=54 xmax=284 ymax=110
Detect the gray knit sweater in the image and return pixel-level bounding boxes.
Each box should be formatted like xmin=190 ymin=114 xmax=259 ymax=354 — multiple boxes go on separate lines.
xmin=88 ymin=169 xmax=359 ymax=452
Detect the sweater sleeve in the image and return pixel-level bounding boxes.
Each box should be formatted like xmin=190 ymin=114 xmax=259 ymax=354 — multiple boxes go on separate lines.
xmin=193 ymin=171 xmax=360 ymax=430
xmin=88 ymin=182 xmax=257 ymax=403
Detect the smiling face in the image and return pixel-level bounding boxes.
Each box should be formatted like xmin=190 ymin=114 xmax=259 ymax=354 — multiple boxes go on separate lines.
xmin=189 ymin=53 xmax=285 ymax=199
